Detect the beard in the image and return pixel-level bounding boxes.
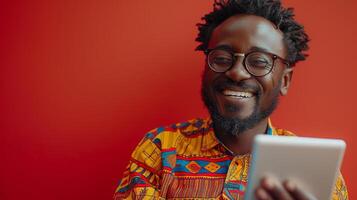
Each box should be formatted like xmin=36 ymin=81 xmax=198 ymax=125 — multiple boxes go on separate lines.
xmin=201 ymin=77 xmax=280 ymax=136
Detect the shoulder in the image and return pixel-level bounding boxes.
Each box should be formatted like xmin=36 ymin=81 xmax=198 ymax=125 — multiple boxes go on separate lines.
xmin=138 ymin=118 xmax=210 ymax=148
xmin=130 ymin=118 xmax=210 ymax=169
xmin=272 ymin=126 xmax=296 ymax=136
xmin=133 ymin=118 xmax=209 ymax=154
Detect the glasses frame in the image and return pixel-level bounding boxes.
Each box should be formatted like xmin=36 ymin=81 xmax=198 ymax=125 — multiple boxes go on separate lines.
xmin=204 ymin=48 xmax=290 ymax=77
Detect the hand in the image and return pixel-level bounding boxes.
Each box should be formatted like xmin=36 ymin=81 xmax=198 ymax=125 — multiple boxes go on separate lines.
xmin=254 ymin=176 xmax=317 ymax=200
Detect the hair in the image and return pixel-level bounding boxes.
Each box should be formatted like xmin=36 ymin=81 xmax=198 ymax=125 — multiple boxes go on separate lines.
xmin=196 ymin=0 xmax=310 ymax=67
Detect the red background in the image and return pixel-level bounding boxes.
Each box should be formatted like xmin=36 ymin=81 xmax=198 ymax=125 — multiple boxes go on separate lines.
xmin=1 ymin=0 xmax=356 ymax=199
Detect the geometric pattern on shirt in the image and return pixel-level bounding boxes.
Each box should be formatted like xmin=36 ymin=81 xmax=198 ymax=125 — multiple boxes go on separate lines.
xmin=172 ymin=156 xmax=231 ymax=176
xmin=223 ymin=180 xmax=247 ymax=199
xmin=162 ymin=149 xmax=176 ymax=170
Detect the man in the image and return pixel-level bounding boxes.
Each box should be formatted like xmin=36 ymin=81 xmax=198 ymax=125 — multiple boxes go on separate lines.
xmin=114 ymin=0 xmax=348 ymax=199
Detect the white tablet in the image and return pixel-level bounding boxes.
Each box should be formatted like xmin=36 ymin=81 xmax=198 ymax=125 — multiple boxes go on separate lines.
xmin=244 ymin=135 xmax=346 ymax=200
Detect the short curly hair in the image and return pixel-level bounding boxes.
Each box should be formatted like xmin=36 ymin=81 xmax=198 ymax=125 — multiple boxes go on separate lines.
xmin=196 ymin=0 xmax=309 ymax=67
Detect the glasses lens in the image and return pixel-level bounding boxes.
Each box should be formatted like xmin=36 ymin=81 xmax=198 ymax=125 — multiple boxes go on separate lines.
xmin=246 ymin=52 xmax=274 ymax=76
xmin=208 ymin=49 xmax=233 ymax=72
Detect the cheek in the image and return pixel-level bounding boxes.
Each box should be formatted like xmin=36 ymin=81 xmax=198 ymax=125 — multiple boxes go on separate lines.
xmin=258 ymin=69 xmax=284 ymax=93
xmin=256 ymin=76 xmax=274 ymax=95
xmin=256 ymin=75 xmax=281 ymax=109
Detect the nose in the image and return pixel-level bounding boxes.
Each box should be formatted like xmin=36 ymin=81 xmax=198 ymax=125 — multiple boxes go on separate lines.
xmin=224 ymin=57 xmax=252 ymax=82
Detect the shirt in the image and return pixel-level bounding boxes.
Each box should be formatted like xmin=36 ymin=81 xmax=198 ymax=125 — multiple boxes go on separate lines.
xmin=113 ymin=118 xmax=348 ymax=199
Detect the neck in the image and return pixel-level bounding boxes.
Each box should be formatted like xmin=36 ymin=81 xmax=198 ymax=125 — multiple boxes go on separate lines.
xmin=214 ymin=118 xmax=269 ymax=155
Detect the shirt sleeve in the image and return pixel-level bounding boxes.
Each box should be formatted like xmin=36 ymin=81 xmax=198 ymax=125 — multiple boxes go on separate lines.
xmin=113 ymin=135 xmax=162 ymax=200
xmin=331 ymin=173 xmax=349 ymax=200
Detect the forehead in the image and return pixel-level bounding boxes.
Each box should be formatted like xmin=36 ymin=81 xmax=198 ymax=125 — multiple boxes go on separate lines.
xmin=208 ymin=14 xmax=286 ymax=57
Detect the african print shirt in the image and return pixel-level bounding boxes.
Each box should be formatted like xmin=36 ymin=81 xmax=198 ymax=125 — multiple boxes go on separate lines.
xmin=113 ymin=118 xmax=348 ymax=200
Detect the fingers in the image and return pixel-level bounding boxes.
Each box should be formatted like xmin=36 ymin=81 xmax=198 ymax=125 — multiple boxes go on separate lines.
xmin=255 ymin=177 xmax=317 ymax=200
xmin=262 ymin=177 xmax=294 ymax=200
xmin=284 ymin=180 xmax=318 ymax=200
xmin=255 ymin=187 xmax=273 ymax=200
xmin=255 ymin=177 xmax=293 ymax=200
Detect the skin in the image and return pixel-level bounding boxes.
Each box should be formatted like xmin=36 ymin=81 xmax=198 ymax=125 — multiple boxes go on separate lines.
xmin=202 ymin=14 xmax=315 ymax=200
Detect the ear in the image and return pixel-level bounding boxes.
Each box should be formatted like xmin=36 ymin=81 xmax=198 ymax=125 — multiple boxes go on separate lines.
xmin=280 ymin=67 xmax=293 ymax=96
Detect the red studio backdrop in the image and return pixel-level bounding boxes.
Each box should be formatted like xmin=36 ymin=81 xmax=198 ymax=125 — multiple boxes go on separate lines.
xmin=1 ymin=0 xmax=356 ymax=199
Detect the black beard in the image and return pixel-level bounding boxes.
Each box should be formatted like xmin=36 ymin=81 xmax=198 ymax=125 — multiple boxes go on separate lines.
xmin=201 ymin=78 xmax=280 ymax=136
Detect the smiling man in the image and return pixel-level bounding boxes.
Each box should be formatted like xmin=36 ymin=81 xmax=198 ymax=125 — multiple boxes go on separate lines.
xmin=113 ymin=0 xmax=348 ymax=199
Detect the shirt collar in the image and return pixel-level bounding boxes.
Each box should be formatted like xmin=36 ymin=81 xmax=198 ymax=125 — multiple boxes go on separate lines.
xmin=201 ymin=118 xmax=276 ymax=151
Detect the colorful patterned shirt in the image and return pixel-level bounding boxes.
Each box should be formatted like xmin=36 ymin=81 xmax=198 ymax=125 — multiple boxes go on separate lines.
xmin=113 ymin=118 xmax=348 ymax=200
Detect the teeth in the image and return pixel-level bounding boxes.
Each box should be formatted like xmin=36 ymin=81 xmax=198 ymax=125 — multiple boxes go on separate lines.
xmin=222 ymin=90 xmax=253 ymax=98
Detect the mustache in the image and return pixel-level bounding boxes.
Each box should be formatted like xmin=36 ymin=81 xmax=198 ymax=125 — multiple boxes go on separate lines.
xmin=213 ymin=79 xmax=261 ymax=95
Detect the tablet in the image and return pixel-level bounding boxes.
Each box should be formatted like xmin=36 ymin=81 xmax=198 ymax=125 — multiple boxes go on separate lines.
xmin=244 ymin=135 xmax=346 ymax=200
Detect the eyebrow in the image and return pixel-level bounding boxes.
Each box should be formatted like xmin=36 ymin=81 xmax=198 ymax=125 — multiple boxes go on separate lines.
xmin=213 ymin=44 xmax=235 ymax=51
xmin=249 ymin=46 xmax=271 ymax=53
xmin=213 ymin=45 xmax=271 ymax=54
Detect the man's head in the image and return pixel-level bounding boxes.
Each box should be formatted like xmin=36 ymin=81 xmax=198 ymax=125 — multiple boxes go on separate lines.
xmin=197 ymin=0 xmax=309 ymax=136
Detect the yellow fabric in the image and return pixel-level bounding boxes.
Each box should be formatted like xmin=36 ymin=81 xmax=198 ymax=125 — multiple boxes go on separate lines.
xmin=113 ymin=118 xmax=348 ymax=200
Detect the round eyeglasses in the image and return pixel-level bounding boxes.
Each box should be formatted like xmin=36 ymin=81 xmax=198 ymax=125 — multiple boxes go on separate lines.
xmin=205 ymin=48 xmax=290 ymax=77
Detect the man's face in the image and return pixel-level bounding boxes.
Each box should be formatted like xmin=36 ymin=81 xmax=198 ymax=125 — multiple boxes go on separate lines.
xmin=201 ymin=14 xmax=292 ymax=136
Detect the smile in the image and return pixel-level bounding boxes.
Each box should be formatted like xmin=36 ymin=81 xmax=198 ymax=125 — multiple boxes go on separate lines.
xmin=222 ymin=89 xmax=254 ymax=98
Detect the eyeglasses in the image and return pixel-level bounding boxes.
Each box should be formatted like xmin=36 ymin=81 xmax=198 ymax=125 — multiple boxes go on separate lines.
xmin=205 ymin=48 xmax=289 ymax=77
